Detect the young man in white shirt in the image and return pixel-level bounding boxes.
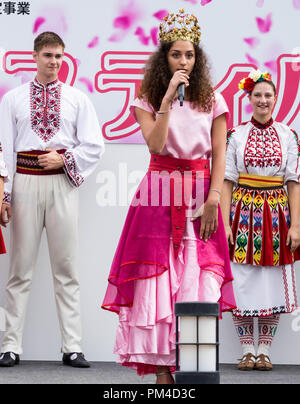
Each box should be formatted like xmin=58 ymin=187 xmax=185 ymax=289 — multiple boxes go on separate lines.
xmin=0 ymin=32 xmax=104 ymax=367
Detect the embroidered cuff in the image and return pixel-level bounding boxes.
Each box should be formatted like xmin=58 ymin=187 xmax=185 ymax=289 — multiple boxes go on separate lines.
xmin=3 ymin=191 xmax=11 ymax=204
xmin=62 ymin=150 xmax=84 ymax=188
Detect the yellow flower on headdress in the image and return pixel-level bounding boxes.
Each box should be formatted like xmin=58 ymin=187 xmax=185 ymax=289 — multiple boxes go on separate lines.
xmin=239 ymin=78 xmax=246 ymax=90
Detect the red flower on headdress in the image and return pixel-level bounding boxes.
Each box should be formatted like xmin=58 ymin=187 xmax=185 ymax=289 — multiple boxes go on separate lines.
xmin=243 ymin=77 xmax=256 ymax=93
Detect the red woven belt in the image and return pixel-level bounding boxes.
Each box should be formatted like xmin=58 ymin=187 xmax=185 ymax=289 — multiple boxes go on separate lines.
xmin=16 ymin=150 xmax=66 ymax=175
xmin=148 ymin=154 xmax=210 ymax=258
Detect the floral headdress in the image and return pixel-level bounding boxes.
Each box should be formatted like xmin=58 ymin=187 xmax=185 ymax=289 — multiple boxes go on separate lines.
xmin=158 ymin=9 xmax=201 ymax=45
xmin=239 ymin=69 xmax=272 ymax=94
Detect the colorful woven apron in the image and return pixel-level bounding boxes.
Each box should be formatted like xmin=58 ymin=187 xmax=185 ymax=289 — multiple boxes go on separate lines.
xmin=229 ymin=173 xmax=300 ymax=266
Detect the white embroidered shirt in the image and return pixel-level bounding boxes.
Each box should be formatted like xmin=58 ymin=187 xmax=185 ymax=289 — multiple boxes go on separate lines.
xmin=0 ymin=78 xmax=105 ymax=203
xmin=225 ymin=117 xmax=300 ymax=184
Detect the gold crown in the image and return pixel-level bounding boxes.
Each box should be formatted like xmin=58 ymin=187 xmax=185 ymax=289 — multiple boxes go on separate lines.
xmin=158 ymin=10 xmax=201 ymax=45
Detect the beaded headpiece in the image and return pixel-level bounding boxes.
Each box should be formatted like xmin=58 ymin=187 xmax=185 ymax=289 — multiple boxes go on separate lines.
xmin=239 ymin=69 xmax=272 ymax=94
xmin=158 ymin=9 xmax=201 ymax=45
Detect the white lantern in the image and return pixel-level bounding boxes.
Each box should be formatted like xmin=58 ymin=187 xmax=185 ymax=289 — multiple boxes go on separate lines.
xmin=175 ymin=302 xmax=220 ymax=384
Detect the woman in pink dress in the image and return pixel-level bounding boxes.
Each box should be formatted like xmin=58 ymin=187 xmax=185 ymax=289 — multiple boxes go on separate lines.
xmin=102 ymin=10 xmax=236 ymax=384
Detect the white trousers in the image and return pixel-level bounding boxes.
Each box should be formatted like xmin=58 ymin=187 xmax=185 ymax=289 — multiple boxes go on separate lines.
xmin=1 ymin=173 xmax=82 ymax=354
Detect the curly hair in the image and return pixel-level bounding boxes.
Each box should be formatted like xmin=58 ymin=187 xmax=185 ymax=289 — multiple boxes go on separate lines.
xmin=138 ymin=41 xmax=215 ymax=113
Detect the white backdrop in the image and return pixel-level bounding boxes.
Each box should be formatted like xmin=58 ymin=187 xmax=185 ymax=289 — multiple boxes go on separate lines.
xmin=0 ymin=0 xmax=300 ymax=364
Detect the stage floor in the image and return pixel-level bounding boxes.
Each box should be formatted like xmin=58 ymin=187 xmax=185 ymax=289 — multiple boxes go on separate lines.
xmin=0 ymin=362 xmax=299 ymax=384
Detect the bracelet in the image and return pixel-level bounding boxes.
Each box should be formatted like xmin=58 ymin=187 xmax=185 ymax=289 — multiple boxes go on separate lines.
xmin=157 ymin=110 xmax=170 ymax=114
xmin=210 ymin=188 xmax=221 ymax=196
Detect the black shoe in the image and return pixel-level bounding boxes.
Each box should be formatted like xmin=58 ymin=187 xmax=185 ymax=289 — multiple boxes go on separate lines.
xmin=0 ymin=352 xmax=20 ymax=367
xmin=62 ymin=352 xmax=90 ymax=368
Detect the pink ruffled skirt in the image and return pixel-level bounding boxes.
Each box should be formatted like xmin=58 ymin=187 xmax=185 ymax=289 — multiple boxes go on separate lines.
xmin=102 ymin=165 xmax=236 ymax=376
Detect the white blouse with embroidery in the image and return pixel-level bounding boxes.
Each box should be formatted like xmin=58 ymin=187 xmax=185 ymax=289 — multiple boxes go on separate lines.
xmin=225 ymin=118 xmax=300 ymax=184
xmin=0 ymin=78 xmax=105 ymax=203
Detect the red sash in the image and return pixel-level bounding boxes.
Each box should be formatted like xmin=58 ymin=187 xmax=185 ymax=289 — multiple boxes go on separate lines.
xmin=148 ymin=154 xmax=210 ymax=258
xmin=16 ymin=150 xmax=66 ymax=175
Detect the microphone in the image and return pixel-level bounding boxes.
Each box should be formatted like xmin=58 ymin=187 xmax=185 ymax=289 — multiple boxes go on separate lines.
xmin=178 ymin=83 xmax=185 ymax=106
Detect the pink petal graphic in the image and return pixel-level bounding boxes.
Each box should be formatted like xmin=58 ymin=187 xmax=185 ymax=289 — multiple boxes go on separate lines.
xmin=245 ymin=104 xmax=253 ymax=114
xmin=110 ymin=1 xmax=142 ymax=42
xmin=150 ymin=27 xmax=159 ymax=46
xmin=184 ymin=0 xmax=198 ymax=4
xmin=264 ymin=60 xmax=277 ymax=73
xmin=135 ymin=27 xmax=150 ymax=46
xmin=33 ymin=17 xmax=46 ymax=33
xmin=87 ymin=36 xmax=99 ymax=48
xmin=0 ymin=85 xmax=10 ymax=101
xmin=245 ymin=53 xmax=259 ymax=67
xmin=113 ymin=0 xmax=141 ymax=31
xmin=114 ymin=15 xmax=132 ymax=30
xmin=75 ymin=58 xmax=81 ymax=67
xmin=243 ymin=37 xmax=260 ymax=48
xmin=78 ymin=78 xmax=94 ymax=93
xmin=32 ymin=8 xmax=68 ymax=36
xmin=293 ymin=0 xmax=300 ymax=9
xmin=256 ymin=13 xmax=272 ymax=33
xmin=108 ymin=32 xmax=124 ymax=42
xmin=153 ymin=10 xmax=168 ymax=21
xmin=201 ymin=0 xmax=213 ymax=5
xmin=256 ymin=0 xmax=264 ymax=7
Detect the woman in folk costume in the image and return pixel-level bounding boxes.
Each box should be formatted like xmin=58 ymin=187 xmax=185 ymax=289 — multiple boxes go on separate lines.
xmin=102 ymin=10 xmax=236 ymax=384
xmin=221 ymin=70 xmax=300 ymax=371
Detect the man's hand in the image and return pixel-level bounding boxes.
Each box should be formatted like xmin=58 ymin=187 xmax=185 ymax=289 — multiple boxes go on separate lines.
xmin=0 ymin=203 xmax=11 ymax=227
xmin=38 ymin=148 xmax=64 ymax=170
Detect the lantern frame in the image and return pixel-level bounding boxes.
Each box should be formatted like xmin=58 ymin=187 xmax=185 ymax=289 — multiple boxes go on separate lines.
xmin=175 ymin=302 xmax=220 ymax=384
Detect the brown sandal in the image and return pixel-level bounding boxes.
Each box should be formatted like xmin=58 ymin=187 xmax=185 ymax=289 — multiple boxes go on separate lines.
xmin=237 ymin=353 xmax=256 ymax=371
xmin=255 ymin=354 xmax=273 ymax=371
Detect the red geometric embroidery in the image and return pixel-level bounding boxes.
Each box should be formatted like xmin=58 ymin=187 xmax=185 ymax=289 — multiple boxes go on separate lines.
xmin=226 ymin=128 xmax=235 ymax=148
xmin=291 ymin=262 xmax=299 ymax=307
xmin=30 ymin=79 xmax=61 ymax=142
xmin=3 ymin=191 xmax=11 ymax=204
xmin=258 ymin=315 xmax=280 ymax=345
xmin=244 ymin=126 xmax=282 ymax=171
xmin=62 ymin=150 xmax=84 ymax=188
xmin=282 ymin=265 xmax=290 ymax=312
